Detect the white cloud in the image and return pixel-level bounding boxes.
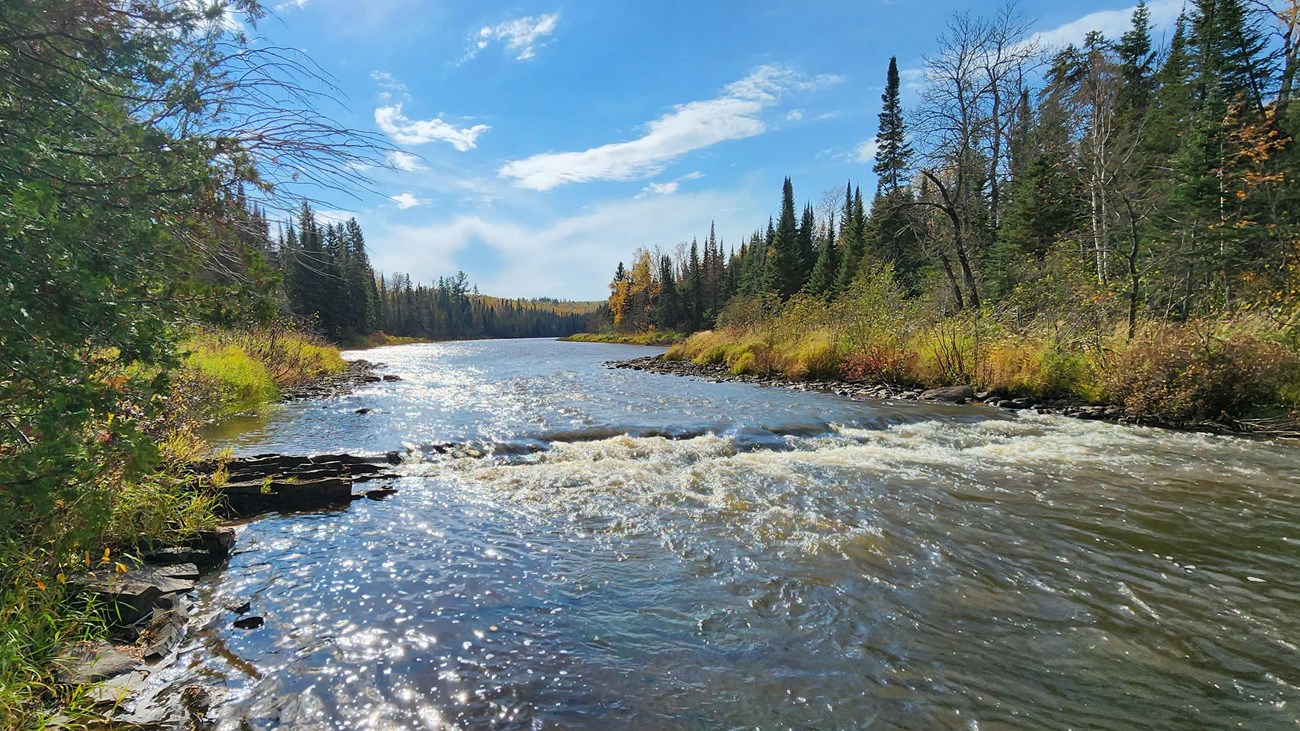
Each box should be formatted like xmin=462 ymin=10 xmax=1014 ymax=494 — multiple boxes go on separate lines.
xmin=375 ymin=105 xmax=490 ymax=151
xmin=1029 ymin=0 xmax=1183 ymax=51
xmin=371 ymin=70 xmax=410 ymax=105
xmin=637 ymin=181 xmax=680 ymax=198
xmin=853 ymin=138 xmax=880 ymax=163
xmin=499 ymin=65 xmax=842 ymax=191
xmin=899 ymin=66 xmax=927 ymax=94
xmin=367 ymin=189 xmax=756 ymax=299
xmin=634 ymin=171 xmax=705 ymax=199
xmin=786 ymin=109 xmax=805 ymax=122
xmin=274 ymin=0 xmax=308 ymax=12
xmin=468 ymin=13 xmax=560 ymax=62
xmin=316 ymin=208 xmax=359 ymax=226
xmin=390 ymin=193 xmax=425 ymax=209
xmin=386 ymin=151 xmax=428 ymax=172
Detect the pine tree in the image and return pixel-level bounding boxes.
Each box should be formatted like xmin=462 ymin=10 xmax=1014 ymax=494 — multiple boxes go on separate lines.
xmin=874 ymin=56 xmax=913 ymax=196
xmin=771 ymin=178 xmax=802 ymax=297
xmin=805 ymin=211 xmax=838 ymax=296
xmin=834 ymin=182 xmax=860 ymax=293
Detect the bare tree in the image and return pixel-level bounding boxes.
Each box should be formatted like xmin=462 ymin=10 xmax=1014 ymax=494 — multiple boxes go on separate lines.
xmin=911 ymin=3 xmax=1040 ymax=310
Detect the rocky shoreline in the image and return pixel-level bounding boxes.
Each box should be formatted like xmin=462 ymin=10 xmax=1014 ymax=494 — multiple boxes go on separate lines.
xmin=281 ymin=358 xmax=401 ymax=401
xmin=609 ymin=354 xmax=1300 ymax=439
xmin=55 ymin=362 xmax=410 ymax=728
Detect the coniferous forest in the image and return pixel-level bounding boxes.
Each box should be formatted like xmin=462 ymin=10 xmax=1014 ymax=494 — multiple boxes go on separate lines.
xmin=267 ymin=203 xmax=598 ymax=343
xmin=598 ymin=1 xmax=1300 ymax=425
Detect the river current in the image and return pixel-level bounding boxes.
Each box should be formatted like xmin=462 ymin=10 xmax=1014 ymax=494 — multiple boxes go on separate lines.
xmin=160 ymin=338 xmax=1299 ymax=729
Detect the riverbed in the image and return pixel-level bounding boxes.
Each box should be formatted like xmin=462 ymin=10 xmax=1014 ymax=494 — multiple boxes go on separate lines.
xmin=164 ymin=338 xmax=1300 ymax=729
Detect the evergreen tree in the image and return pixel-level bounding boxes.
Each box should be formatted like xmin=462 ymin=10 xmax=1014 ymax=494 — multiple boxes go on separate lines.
xmin=874 ymin=56 xmax=913 ymax=196
xmin=805 ymin=211 xmax=839 ymax=296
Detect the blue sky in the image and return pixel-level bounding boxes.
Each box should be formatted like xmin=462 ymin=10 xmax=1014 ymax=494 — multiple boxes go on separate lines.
xmin=253 ymin=0 xmax=1185 ymax=300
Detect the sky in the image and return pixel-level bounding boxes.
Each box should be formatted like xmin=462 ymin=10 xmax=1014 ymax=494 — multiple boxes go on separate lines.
xmin=250 ymin=0 xmax=1186 ymax=300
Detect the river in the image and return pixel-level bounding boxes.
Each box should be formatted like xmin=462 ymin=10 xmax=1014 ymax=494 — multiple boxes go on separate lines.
xmin=161 ymin=338 xmax=1300 ymax=729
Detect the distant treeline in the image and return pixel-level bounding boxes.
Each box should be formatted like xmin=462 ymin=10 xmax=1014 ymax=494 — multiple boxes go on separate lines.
xmin=239 ymin=203 xmax=600 ymax=342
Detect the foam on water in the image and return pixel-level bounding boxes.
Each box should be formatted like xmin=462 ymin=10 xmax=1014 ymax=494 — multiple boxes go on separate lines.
xmin=170 ymin=340 xmax=1300 ymax=730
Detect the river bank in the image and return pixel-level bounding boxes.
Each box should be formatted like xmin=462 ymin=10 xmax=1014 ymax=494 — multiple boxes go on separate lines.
xmin=560 ymin=331 xmax=686 ymax=346
xmin=0 ymin=327 xmax=402 ymax=729
xmin=110 ymin=338 xmax=1300 ymax=729
xmin=609 ymin=353 xmax=1300 ymax=440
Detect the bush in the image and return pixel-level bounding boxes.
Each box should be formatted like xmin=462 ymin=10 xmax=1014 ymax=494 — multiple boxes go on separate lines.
xmin=1101 ymin=324 xmax=1300 ymax=421
xmin=977 ymin=340 xmax=1091 ymax=398
xmin=840 ymin=345 xmax=918 ymax=385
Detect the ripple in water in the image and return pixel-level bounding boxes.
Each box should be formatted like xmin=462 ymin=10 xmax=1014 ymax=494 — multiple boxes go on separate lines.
xmin=163 ymin=339 xmax=1300 ymax=729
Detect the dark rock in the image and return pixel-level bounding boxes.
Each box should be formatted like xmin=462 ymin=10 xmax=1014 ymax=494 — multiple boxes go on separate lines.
xmin=226 ymin=601 xmax=251 ymax=615
xmin=920 ymin=385 xmax=976 ymax=403
xmin=54 ymin=641 xmax=142 ymax=684
xmin=382 ymin=374 xmax=402 ymax=382
xmin=218 ymin=476 xmax=353 ymax=517
xmin=362 ymin=375 xmax=382 ymax=383
xmin=233 ymin=616 xmax=264 ymax=630
xmin=71 ymin=565 xmax=197 ymax=624
xmin=140 ymin=604 xmax=189 ymax=661
xmin=385 ymin=450 xmax=403 ymax=465
xmin=1009 ymin=397 xmax=1034 ymax=409
xmin=355 ymin=407 xmax=373 ymax=414
xmin=363 ymin=488 xmax=398 ymax=501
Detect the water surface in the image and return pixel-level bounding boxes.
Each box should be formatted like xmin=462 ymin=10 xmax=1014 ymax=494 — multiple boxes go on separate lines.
xmin=172 ymin=339 xmax=1300 ymax=729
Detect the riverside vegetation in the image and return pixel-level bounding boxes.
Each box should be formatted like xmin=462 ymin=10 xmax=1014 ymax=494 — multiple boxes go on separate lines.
xmin=587 ymin=2 xmax=1300 ymax=428
xmin=0 ymin=1 xmax=598 ymax=726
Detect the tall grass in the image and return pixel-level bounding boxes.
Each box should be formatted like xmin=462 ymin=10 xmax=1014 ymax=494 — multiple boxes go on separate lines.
xmin=181 ymin=326 xmax=346 ymax=416
xmin=1 ymin=325 xmax=344 ymax=728
xmin=669 ymin=267 xmax=1300 ymax=421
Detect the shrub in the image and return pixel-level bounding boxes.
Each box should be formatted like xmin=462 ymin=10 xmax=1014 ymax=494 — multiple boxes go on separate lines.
xmin=840 ymin=345 xmax=918 ymax=385
xmin=977 ymin=340 xmax=1090 ymax=398
xmin=1101 ymin=324 xmax=1300 ymax=421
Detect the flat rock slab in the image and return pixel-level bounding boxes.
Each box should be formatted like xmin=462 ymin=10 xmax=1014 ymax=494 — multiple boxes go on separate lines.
xmin=72 ymin=565 xmax=197 ymax=623
xmin=86 ymin=670 xmax=151 ymax=705
xmin=218 ymin=476 xmax=354 ymax=517
xmin=55 ymin=641 xmax=142 ymax=684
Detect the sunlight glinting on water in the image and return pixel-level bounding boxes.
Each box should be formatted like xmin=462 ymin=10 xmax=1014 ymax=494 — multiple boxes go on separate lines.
xmin=174 ymin=340 xmax=1300 ymax=730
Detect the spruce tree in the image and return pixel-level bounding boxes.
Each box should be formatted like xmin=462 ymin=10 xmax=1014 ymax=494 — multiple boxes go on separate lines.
xmin=874 ymin=56 xmax=913 ymax=196
xmin=805 ymin=211 xmax=838 ymax=296
xmin=771 ymin=178 xmax=801 ymax=297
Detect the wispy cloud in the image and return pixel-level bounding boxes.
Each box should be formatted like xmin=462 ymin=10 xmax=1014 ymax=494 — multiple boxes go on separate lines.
xmin=274 ymin=0 xmax=309 ymax=13
xmin=371 ymin=70 xmax=410 ymax=105
xmin=853 ymin=138 xmax=880 ymax=163
xmin=635 ymin=171 xmax=704 ymax=199
xmin=1029 ymin=0 xmax=1183 ymax=51
xmin=499 ymin=65 xmax=842 ymax=191
xmin=390 ymin=192 xmax=425 ymax=209
xmin=375 ymin=105 xmax=490 ymax=151
xmin=786 ymin=109 xmax=805 ymax=122
xmin=465 ymin=13 xmax=560 ymax=62
xmin=368 ymin=189 xmax=755 ymax=299
xmin=386 ymin=151 xmax=428 ymax=172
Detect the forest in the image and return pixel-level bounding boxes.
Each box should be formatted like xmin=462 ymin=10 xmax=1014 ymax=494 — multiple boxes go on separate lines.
xmin=597 ymin=0 xmax=1300 ymax=424
xmin=264 ymin=203 xmax=598 ymax=343
xmin=0 ymin=1 xmax=594 ymax=723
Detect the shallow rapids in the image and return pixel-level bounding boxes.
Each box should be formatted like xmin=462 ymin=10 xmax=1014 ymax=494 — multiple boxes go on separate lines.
xmin=168 ymin=339 xmax=1299 ymax=729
